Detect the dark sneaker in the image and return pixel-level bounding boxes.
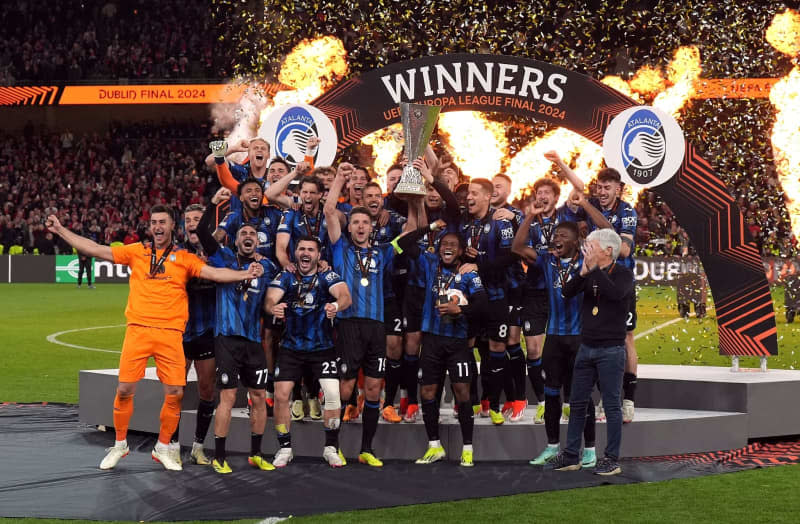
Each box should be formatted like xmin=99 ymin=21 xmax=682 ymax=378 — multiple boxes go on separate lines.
xmin=548 ymin=452 xmax=581 ymax=471
xmin=594 ymin=456 xmax=622 ymax=476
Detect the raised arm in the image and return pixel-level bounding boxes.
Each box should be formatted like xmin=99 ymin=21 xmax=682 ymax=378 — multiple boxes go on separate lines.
xmin=512 ymin=209 xmax=539 ymax=264
xmin=197 ymin=203 xmax=222 ymax=257
xmin=200 ymin=261 xmax=262 ymax=283
xmin=205 ymin=139 xmax=249 ymax=169
xmin=275 ymin=232 xmax=294 ymax=271
xmin=544 ymin=150 xmax=584 ymax=192
xmin=424 ymin=144 xmax=440 ymax=175
xmin=324 ymin=166 xmax=349 ymax=244
xmin=46 ymin=215 xmax=113 ymax=261
xmin=264 ymin=169 xmax=297 ymax=209
xmin=571 ymin=190 xmax=613 ymax=230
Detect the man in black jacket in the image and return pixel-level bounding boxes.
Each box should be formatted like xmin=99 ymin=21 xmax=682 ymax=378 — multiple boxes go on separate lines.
xmin=550 ymin=228 xmax=633 ymax=476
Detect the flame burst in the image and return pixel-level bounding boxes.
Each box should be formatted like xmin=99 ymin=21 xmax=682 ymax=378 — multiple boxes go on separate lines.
xmin=654 ymin=46 xmax=701 ymax=117
xmin=438 ymin=111 xmax=509 ymax=180
xmin=361 ymin=124 xmax=404 ymax=189
xmin=767 ymin=9 xmax=800 ymax=237
xmin=767 ymin=9 xmax=800 ymax=57
xmin=256 ymin=36 xmax=348 ymax=141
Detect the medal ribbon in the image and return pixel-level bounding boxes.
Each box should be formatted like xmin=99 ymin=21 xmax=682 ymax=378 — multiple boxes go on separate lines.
xmin=294 ymin=271 xmax=318 ymax=306
xmin=149 ymin=242 xmax=173 ymax=277
xmin=556 ymin=252 xmax=580 ymax=290
xmin=354 ymin=246 xmax=373 ymax=283
xmin=436 ymin=262 xmax=456 ymax=297
xmin=303 ymin=206 xmax=324 ymax=239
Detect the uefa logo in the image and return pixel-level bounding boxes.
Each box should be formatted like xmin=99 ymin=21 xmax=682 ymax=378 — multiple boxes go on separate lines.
xmin=260 ymin=104 xmax=338 ymax=169
xmin=603 ymin=106 xmax=685 ymax=188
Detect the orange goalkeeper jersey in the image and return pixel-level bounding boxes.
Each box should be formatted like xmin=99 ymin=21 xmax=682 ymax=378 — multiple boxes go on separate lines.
xmin=111 ymin=243 xmax=205 ymax=331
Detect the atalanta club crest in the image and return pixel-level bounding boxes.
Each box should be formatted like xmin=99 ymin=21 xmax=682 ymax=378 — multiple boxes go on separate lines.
xmin=620 ymin=108 xmax=666 ymax=184
xmin=603 ymin=105 xmax=685 ymax=189
xmin=260 ymin=104 xmax=338 ymax=169
xmin=275 ymin=106 xmax=319 ymax=165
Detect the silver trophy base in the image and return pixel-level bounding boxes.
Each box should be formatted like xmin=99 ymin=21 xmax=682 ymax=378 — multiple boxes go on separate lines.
xmin=394 ymin=166 xmax=427 ymax=196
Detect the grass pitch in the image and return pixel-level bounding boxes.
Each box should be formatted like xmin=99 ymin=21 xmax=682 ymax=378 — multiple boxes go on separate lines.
xmin=1 ymin=282 xmax=797 ymax=404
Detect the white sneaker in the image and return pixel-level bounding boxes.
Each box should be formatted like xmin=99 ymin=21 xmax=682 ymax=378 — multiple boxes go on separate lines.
xmin=152 ymin=444 xmax=183 ymax=471
xmin=169 ymin=442 xmax=182 ymax=466
xmin=190 ymin=442 xmax=211 ymax=465
xmin=99 ymin=442 xmax=129 ymax=470
xmin=323 ymin=445 xmax=344 ymax=467
xmin=595 ymin=400 xmax=606 ymax=422
xmin=273 ymin=447 xmax=294 ymax=468
xmin=623 ymin=399 xmax=635 ymax=423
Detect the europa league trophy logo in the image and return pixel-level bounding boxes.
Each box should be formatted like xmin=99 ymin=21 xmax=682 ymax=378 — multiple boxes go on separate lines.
xmin=394 ymin=102 xmax=441 ymax=196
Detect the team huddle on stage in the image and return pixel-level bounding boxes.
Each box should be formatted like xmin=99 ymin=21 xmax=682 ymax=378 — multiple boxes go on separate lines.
xmin=46 ymin=135 xmax=638 ymax=477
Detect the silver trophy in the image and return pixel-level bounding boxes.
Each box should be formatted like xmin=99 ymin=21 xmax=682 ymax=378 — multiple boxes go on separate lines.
xmin=394 ymin=102 xmax=441 ymax=196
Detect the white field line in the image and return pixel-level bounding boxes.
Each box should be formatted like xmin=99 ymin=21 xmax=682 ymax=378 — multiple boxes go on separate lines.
xmin=634 ymin=317 xmax=683 ymax=340
xmin=45 ymin=324 xmax=125 ymax=354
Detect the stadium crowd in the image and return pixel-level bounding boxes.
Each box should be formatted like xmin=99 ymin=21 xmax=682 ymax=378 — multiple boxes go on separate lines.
xmin=0 ymin=122 xmax=215 ymax=255
xmin=0 ymin=0 xmax=229 ymax=83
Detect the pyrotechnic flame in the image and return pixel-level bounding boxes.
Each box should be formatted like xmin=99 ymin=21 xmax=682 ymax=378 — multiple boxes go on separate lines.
xmin=629 ymin=66 xmax=666 ymax=98
xmin=770 ymin=68 xmax=800 ymax=237
xmin=256 ymin=36 xmax=348 ymax=149
xmin=506 ymin=127 xmax=587 ymax=204
xmin=360 ymin=124 xmax=404 ymax=190
xmin=766 ymin=9 xmax=800 ymax=57
xmin=654 ymin=46 xmax=701 ymax=117
xmin=438 ymin=111 xmax=509 ymax=180
xmin=767 ymin=9 xmax=800 ymax=237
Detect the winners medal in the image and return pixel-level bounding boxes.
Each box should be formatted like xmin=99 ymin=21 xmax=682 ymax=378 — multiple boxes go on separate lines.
xmin=355 ymin=246 xmax=373 ymax=288
xmin=591 ymin=306 xmax=599 ymax=316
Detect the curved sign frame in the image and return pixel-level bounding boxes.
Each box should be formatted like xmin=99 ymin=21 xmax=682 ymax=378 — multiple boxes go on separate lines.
xmin=310 ymin=53 xmax=777 ymax=356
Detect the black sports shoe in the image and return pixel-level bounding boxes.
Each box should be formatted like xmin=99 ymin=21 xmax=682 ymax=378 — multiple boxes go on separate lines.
xmin=594 ymin=456 xmax=622 ymax=476
xmin=548 ymin=452 xmax=581 ymax=471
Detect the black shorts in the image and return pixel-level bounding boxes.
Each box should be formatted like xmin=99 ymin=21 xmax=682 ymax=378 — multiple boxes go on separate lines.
xmin=275 ymin=347 xmax=339 ymax=383
xmin=420 ymin=333 xmax=473 ymax=385
xmin=403 ymin=285 xmax=425 ymax=332
xmin=506 ymin=286 xmax=524 ymax=327
xmin=484 ymin=297 xmax=511 ymax=342
xmin=384 ymin=298 xmax=404 ymax=336
xmin=627 ymin=293 xmax=637 ymax=332
xmin=542 ymin=334 xmax=581 ymax=393
xmin=183 ymin=331 xmax=215 ymax=361
xmin=215 ymin=335 xmax=268 ymax=390
xmin=336 ymin=318 xmax=386 ymax=379
xmin=520 ymin=288 xmax=549 ymax=337
xmin=262 ymin=311 xmax=285 ymax=332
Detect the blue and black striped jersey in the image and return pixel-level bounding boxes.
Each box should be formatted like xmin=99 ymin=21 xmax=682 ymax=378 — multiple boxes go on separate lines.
xmin=208 ymin=247 xmax=278 ymax=343
xmin=269 ymin=269 xmax=345 ymax=352
xmin=330 ymin=236 xmax=395 ymax=322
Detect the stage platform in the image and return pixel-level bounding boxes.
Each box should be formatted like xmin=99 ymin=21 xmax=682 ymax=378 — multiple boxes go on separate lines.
xmin=635 ymin=365 xmax=800 ymax=438
xmin=79 ymin=368 xmax=247 ymax=434
xmin=178 ymin=405 xmax=747 ymax=460
xmin=78 ymin=363 xmax=800 ymax=460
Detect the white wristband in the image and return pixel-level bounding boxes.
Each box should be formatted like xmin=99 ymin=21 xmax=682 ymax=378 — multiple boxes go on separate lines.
xmin=331 ymin=302 xmax=339 ymax=312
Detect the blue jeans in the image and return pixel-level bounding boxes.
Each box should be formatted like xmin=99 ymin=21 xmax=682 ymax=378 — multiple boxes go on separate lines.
xmin=563 ymin=343 xmax=625 ymax=461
